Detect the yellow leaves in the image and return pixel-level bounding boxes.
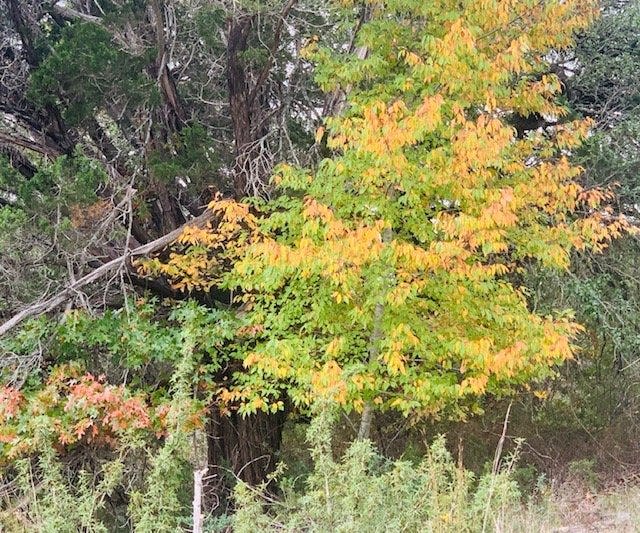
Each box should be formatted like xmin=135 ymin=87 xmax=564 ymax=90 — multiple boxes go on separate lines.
xmin=218 ymin=387 xmax=282 ymax=416
xmin=442 ymin=18 xmax=476 ymax=55
xmin=494 ymin=35 xmax=530 ymax=75
xmin=332 ymin=291 xmax=349 ymax=304
xmin=577 ymin=187 xmax=614 ymax=209
xmin=540 ymin=320 xmax=580 ymax=363
xmin=390 ymin=397 xmax=409 ymax=410
xmin=386 ymin=282 xmax=413 ymax=307
xmin=249 ymin=397 xmax=267 ymax=411
xmin=400 ymin=49 xmax=423 ymax=67
xmin=452 ymin=114 xmax=514 ymax=175
xmin=573 ymin=213 xmax=634 ymax=254
xmin=243 ymin=349 xmax=292 ymax=379
xmin=533 ymin=389 xmax=548 ymax=400
xmin=351 ymin=373 xmax=376 ymax=392
xmin=556 ymin=119 xmax=593 ymax=149
xmin=243 ymin=352 xmax=261 ymax=368
xmin=385 ymin=349 xmax=407 ymax=376
xmin=415 ymin=94 xmax=444 ymax=132
xmin=381 ymin=324 xmax=420 ymax=376
xmin=311 ymin=360 xmax=347 ymax=404
xmin=151 ymin=0 xmax=617 ymax=423
xmin=460 ymin=374 xmax=488 ymax=395
xmin=137 ymin=197 xmax=261 ymax=292
xmin=337 ymin=98 xmax=444 ymax=159
xmin=392 ymin=240 xmax=469 ymax=276
xmin=177 ymin=225 xmax=213 ymax=246
xmin=325 ymin=337 xmax=344 ymax=357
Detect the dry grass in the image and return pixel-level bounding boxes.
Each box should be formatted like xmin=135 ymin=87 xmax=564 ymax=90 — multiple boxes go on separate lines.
xmin=501 ymin=481 xmax=640 ymax=533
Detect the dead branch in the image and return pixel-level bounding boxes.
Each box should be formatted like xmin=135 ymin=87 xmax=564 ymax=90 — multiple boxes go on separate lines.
xmin=50 ymin=2 xmax=102 ymax=24
xmin=0 ymin=208 xmax=216 ymax=337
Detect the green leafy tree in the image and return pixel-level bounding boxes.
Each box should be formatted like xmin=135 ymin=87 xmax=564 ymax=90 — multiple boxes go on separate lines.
xmin=148 ymin=0 xmax=627 ymax=441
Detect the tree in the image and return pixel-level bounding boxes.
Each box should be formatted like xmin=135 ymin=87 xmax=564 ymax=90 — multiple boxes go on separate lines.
xmin=0 ymin=0 xmax=345 ymax=514
xmin=149 ymin=0 xmax=629 ymax=441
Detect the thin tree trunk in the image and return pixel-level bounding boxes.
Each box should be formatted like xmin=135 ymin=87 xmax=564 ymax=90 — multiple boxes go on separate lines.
xmin=357 ymin=225 xmax=393 ymax=440
xmin=357 ymin=298 xmax=384 ymax=441
xmin=226 ymin=16 xmax=253 ymax=198
xmin=192 ymin=467 xmax=207 ymax=533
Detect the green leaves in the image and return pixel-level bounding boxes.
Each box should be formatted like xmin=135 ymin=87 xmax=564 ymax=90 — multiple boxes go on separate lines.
xmin=210 ymin=0 xmax=616 ymax=421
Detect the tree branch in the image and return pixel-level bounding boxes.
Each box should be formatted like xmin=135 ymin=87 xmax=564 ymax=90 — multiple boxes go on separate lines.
xmin=0 ymin=208 xmax=217 ymax=337
xmin=0 ymin=131 xmax=62 ymax=158
xmin=247 ymin=0 xmax=298 ymax=106
xmin=50 ymin=2 xmax=102 ymax=24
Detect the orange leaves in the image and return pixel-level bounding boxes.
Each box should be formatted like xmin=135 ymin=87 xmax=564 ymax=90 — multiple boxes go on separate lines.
xmin=572 ymin=213 xmax=633 ymax=253
xmin=0 ymin=387 xmax=23 ymax=424
xmin=0 ymin=368 xmax=173 ymax=459
xmin=69 ymin=198 xmax=112 ymax=230
xmin=577 ymin=187 xmax=614 ymax=209
xmin=311 ymin=360 xmax=348 ymax=404
xmin=303 ymin=196 xmax=333 ymax=223
xmin=486 ymin=341 xmax=527 ymax=377
xmin=64 ymin=375 xmax=151 ymax=435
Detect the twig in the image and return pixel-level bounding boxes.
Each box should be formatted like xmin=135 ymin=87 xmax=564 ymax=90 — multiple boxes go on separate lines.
xmin=493 ymin=401 xmax=513 ymax=475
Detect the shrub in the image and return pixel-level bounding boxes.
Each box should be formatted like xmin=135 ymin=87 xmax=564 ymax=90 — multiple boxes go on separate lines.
xmin=227 ymin=411 xmax=522 ymax=533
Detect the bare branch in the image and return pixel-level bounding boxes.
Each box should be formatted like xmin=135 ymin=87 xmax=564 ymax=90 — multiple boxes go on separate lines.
xmin=0 ymin=130 xmax=62 ymax=158
xmin=0 ymin=207 xmax=216 ymax=337
xmin=50 ymin=2 xmax=102 ymax=24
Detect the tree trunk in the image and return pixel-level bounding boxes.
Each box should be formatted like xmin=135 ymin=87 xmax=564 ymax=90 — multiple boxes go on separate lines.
xmin=357 ymin=225 xmax=393 ymax=441
xmin=205 ymin=404 xmax=287 ymax=514
xmin=192 ymin=466 xmax=207 ymax=533
xmin=226 ymin=16 xmax=253 ymax=198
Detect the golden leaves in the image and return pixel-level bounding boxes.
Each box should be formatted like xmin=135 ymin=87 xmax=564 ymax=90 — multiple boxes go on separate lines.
xmin=137 ymin=197 xmax=259 ymax=292
xmin=311 ymin=361 xmax=348 ymax=404
xmin=381 ymin=324 xmax=420 ymax=376
xmin=135 ymin=0 xmax=619 ymax=423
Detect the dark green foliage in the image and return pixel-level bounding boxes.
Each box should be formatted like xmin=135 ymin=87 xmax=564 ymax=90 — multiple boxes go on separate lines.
xmin=570 ymin=2 xmax=640 ymax=125
xmin=20 ymin=153 xmax=106 ymax=207
xmin=526 ymin=238 xmax=640 ymax=430
xmin=147 ymin=125 xmax=220 ymax=188
xmin=529 ymin=0 xmax=640 ymax=434
xmin=29 ymin=23 xmax=152 ymax=126
xmin=195 ymin=7 xmax=227 ymax=53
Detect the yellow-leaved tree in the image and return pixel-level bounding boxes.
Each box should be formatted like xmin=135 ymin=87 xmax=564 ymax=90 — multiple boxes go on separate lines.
xmin=147 ymin=0 xmax=629 ymax=439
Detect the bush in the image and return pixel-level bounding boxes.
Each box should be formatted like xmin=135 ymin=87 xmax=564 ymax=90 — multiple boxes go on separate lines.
xmin=226 ymin=411 xmax=522 ymax=533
